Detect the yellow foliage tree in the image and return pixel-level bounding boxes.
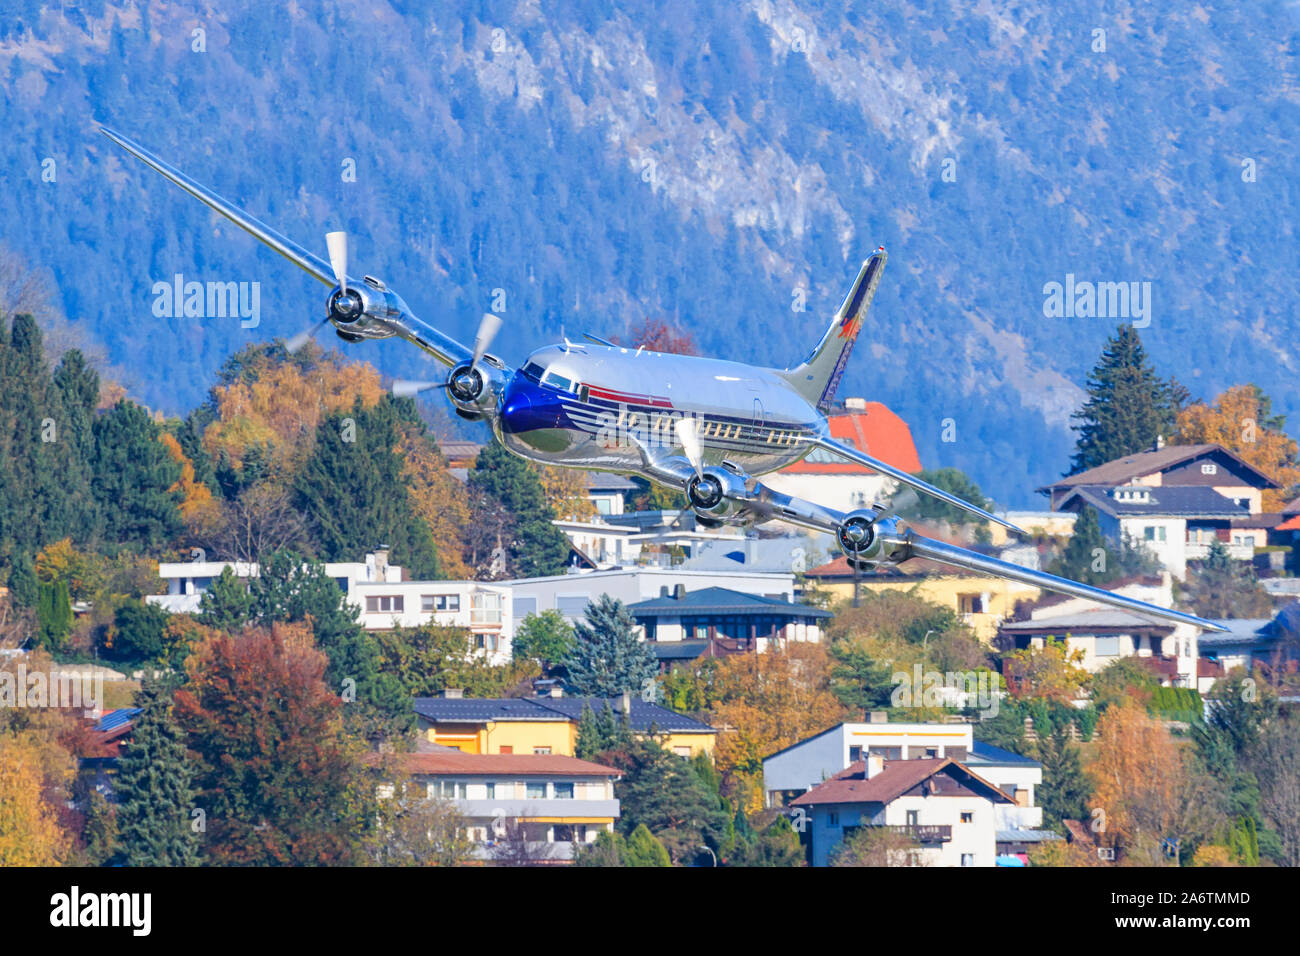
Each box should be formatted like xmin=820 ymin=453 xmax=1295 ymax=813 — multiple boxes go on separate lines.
xmin=160 ymin=431 xmax=219 ymax=522
xmin=400 ymin=428 xmax=473 ymax=580
xmin=0 ymin=735 xmax=69 ymax=865
xmin=1004 ymin=638 xmax=1089 ymax=704
xmin=538 ymin=465 xmax=596 ymax=521
xmin=1175 ymin=385 xmax=1300 ymax=511
xmin=202 ymin=349 xmax=384 ymax=477
xmin=706 ymin=644 xmax=849 ymax=809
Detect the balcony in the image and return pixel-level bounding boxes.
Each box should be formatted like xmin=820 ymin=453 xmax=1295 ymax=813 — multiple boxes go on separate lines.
xmin=881 ymin=824 xmax=952 ymax=844
xmin=1185 ymin=541 xmax=1254 ymax=562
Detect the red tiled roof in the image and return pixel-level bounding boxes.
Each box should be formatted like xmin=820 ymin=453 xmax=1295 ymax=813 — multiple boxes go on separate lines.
xmin=790 ymin=758 xmax=1014 ymax=807
xmin=372 ymin=752 xmax=622 ymax=777
xmin=1276 ymin=515 xmax=1300 ymax=531
xmin=781 ymin=403 xmax=922 ymax=475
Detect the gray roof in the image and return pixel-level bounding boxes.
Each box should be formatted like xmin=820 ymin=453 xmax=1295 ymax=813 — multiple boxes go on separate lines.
xmin=412 ymin=695 xmax=716 ymax=734
xmin=1038 ymin=444 xmax=1277 ymax=492
xmin=586 ymin=471 xmax=636 ymax=492
xmin=627 ymin=586 xmax=831 ymax=618
xmin=1200 ymin=619 xmax=1273 ymax=646
xmin=679 ymin=536 xmax=812 ymax=573
xmin=1000 ymin=606 xmax=1175 ymax=633
xmin=997 ymin=829 xmax=1062 ymax=843
xmin=1063 ymin=484 xmax=1248 ymax=519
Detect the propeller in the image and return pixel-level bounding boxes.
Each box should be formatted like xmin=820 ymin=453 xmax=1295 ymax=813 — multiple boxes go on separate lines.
xmin=471 ymin=312 xmax=502 ymax=370
xmin=675 ymin=417 xmax=704 ymax=479
xmin=871 ymin=486 xmax=919 ymax=524
xmin=391 ymin=380 xmax=447 ymax=398
xmin=286 ymin=231 xmax=353 ymax=354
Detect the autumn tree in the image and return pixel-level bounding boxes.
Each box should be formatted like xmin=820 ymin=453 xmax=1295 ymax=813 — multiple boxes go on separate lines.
xmin=620 ymin=317 xmax=698 ymax=355
xmin=0 ymin=734 xmax=69 ymax=865
xmin=705 ymin=643 xmax=848 ymax=807
xmin=371 ymin=783 xmax=474 ymax=867
xmin=174 ymin=622 xmax=373 ymax=865
xmin=1002 ymin=638 xmax=1089 ymax=704
xmin=399 ymin=423 xmax=472 ymax=579
xmin=1176 ymin=385 xmax=1300 ymax=510
xmin=1088 ymin=700 xmax=1225 ymax=864
xmin=831 ymin=826 xmax=929 ymax=867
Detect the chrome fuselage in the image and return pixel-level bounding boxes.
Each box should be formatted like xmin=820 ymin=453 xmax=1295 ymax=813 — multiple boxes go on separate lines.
xmin=492 ymin=344 xmax=822 ymax=481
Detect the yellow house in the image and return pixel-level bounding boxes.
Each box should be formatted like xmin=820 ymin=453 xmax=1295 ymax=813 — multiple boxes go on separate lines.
xmin=413 ymin=692 xmax=717 ymax=758
xmin=804 ymin=555 xmax=1042 ymax=642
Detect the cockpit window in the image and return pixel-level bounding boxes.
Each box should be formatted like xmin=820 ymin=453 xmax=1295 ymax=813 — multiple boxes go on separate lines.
xmin=544 ymin=372 xmax=574 ymax=392
xmin=521 ymin=362 xmax=545 ymax=382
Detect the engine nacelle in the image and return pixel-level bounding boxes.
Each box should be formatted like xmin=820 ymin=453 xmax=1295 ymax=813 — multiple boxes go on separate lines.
xmin=836 ymin=509 xmax=886 ymax=566
xmin=444 ymin=360 xmax=506 ymax=418
xmin=324 ymin=276 xmax=411 ymax=342
xmin=686 ymin=467 xmax=757 ymax=527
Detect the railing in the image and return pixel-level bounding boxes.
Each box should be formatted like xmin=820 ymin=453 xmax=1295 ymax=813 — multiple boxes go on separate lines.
xmin=1185 ymin=542 xmax=1254 ymax=561
xmin=881 ymin=824 xmax=952 ymax=844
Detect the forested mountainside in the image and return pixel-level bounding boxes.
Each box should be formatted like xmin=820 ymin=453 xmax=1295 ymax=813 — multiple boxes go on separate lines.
xmin=2 ymin=0 xmax=1296 ymax=504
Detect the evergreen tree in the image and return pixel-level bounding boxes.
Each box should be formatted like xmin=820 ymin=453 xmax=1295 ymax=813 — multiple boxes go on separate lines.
xmin=576 ymin=701 xmax=632 ymax=759
xmin=1035 ymin=725 xmax=1091 ymax=827
xmin=512 ymin=609 xmax=575 ymax=671
xmin=107 ymin=602 xmax=171 ymax=665
xmin=623 ymin=823 xmax=671 ymax=866
xmin=468 ymin=440 xmax=570 ymax=577
xmin=92 ymin=399 xmax=183 ymax=553
xmin=36 ymin=578 xmax=73 ymax=652
xmin=1181 ymin=541 xmax=1273 ymax=619
xmin=115 ymin=678 xmax=200 ymax=866
xmin=1069 ymin=324 xmax=1177 ymax=474
xmin=293 ymin=397 xmax=440 ymax=578
xmin=51 ymin=348 xmax=102 ymax=543
xmin=911 ymin=468 xmax=989 ymax=527
xmin=608 ymin=737 xmax=729 ymax=863
xmin=198 ymin=566 xmax=253 ymax=632
xmin=1049 ymin=506 xmax=1160 ymax=586
xmin=564 ymin=595 xmax=657 ymax=697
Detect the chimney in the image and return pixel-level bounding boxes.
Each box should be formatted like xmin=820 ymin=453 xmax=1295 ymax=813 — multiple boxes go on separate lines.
xmin=1155 ymin=434 xmax=1166 ymax=450
xmin=660 ymin=586 xmax=670 ymax=598
xmin=865 ymin=753 xmax=886 ymax=779
xmin=373 ymin=545 xmax=390 ymax=581
xmin=442 ymin=688 xmax=463 ymax=699
xmin=620 ymin=690 xmax=632 ymax=715
xmin=869 ymin=710 xmax=888 ymax=724
xmin=673 ymin=583 xmax=686 ymax=600
xmin=549 ymin=687 xmax=563 ymax=698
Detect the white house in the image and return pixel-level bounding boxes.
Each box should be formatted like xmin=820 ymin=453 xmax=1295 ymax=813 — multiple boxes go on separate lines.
xmin=763 ymin=721 xmax=1042 ymax=831
xmin=554 ymin=514 xmax=744 ymax=570
xmin=791 ymin=756 xmax=1014 ymax=867
xmin=504 ymin=566 xmax=797 ymax=631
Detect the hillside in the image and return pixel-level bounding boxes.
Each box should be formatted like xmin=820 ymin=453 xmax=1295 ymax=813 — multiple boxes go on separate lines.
xmin=2 ymin=0 xmax=1297 ymax=504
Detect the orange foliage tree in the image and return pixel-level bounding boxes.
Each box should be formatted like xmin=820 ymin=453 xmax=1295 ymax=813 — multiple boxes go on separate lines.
xmin=0 ymin=735 xmax=70 ymax=865
xmin=1175 ymin=385 xmax=1300 ymax=510
xmin=399 ymin=425 xmax=473 ymax=580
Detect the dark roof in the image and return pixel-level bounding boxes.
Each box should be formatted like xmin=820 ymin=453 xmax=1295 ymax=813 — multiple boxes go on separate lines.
xmin=375 ymin=752 xmax=622 ymax=777
xmin=790 ymin=758 xmax=1014 ymax=808
xmin=1038 ymin=444 xmax=1278 ymax=493
xmin=969 ymin=741 xmax=1041 ymax=767
xmin=604 ymin=510 xmax=697 ymax=530
xmin=1060 ymin=484 xmax=1247 ymax=518
xmin=586 ymin=471 xmax=636 ymax=492
xmin=412 ymin=695 xmax=716 ymax=734
xmin=626 ymin=586 xmax=831 ymax=618
xmin=651 ymin=640 xmax=711 ymax=660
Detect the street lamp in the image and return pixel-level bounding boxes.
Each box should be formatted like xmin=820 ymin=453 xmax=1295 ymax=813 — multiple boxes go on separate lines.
xmin=698 ymin=844 xmax=717 ymax=866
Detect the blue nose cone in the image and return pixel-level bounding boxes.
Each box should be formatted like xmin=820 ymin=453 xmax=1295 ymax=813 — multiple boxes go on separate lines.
xmin=501 ymin=375 xmax=568 ymax=433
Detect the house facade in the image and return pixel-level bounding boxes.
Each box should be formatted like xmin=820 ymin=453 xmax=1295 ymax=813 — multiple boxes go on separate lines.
xmin=791 ymin=757 xmax=1014 ymax=867
xmin=377 ymin=751 xmax=622 ymax=862
xmin=413 ymin=691 xmax=718 ymax=758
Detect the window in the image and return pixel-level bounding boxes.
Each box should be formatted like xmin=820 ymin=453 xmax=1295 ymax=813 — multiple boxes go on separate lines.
xmin=556 ymin=595 xmax=590 ymax=619
xmin=1095 ymin=636 xmax=1121 ymax=657
xmin=365 ymin=595 xmax=404 ymax=613
xmin=544 ymin=371 xmax=573 ymax=392
xmin=827 ymin=812 xmax=839 ymax=826
xmin=924 ymin=748 xmax=938 ymax=758
xmin=849 ymin=746 xmax=863 ymax=762
xmin=1201 ymin=463 xmax=1218 ymax=475
xmin=961 ymin=812 xmax=974 ymax=824
xmin=525 ymin=781 xmax=546 ymax=799
xmin=1143 ymin=526 xmax=1167 ymax=542
xmin=484 ymin=782 xmax=495 ymax=799
xmin=961 ymin=853 xmax=974 ymax=867
xmin=553 ymin=782 xmax=574 ymax=799
xmin=440 ymin=781 xmax=467 ymax=799
xmin=521 ymin=362 xmax=545 ymax=382
xmin=906 ymin=810 xmax=919 ymax=826
xmin=513 ymin=595 xmax=538 ymax=623
xmin=533 ymin=747 xmax=551 ymax=755
xmin=471 ymin=591 xmax=502 ymax=624
xmin=474 ymin=633 xmax=499 ymax=652
xmin=422 ymin=593 xmax=461 ymax=613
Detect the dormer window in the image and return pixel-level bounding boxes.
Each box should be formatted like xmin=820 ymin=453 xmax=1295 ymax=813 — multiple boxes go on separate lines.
xmin=1201 ymin=463 xmax=1218 ymax=475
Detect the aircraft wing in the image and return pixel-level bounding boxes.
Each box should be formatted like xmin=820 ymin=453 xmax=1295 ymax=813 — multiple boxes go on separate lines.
xmin=903 ymin=532 xmax=1227 ymax=631
xmin=100 ymin=126 xmax=336 ymax=287
xmin=813 ymin=436 xmax=1025 ymax=534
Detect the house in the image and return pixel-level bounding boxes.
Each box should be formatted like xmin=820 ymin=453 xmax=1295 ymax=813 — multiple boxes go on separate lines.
xmin=760 ymin=398 xmax=922 ymax=515
xmin=1037 ymin=443 xmax=1278 ymax=514
xmin=803 ymin=554 xmax=1043 ymax=641
xmin=149 ymin=549 xmax=515 ymax=664
xmin=584 ymin=471 xmax=637 ymax=517
xmin=375 ymin=751 xmax=622 ymax=862
xmin=504 ymin=565 xmax=797 ymax=633
xmin=413 ymin=691 xmax=717 ymax=758
xmin=553 ymin=513 xmax=744 ymax=570
xmin=626 ymin=586 xmax=831 ymax=665
xmin=997 ymin=579 xmax=1201 ymax=687
xmin=791 ymin=756 xmax=1014 ymax=867
xmin=1051 ymin=484 xmax=1259 ymax=579
xmin=1199 ymin=602 xmax=1300 ymax=688
xmin=762 ymin=720 xmax=1042 ymax=832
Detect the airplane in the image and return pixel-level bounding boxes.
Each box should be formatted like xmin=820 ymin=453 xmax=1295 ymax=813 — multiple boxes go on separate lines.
xmin=99 ymin=126 xmax=1225 ymax=633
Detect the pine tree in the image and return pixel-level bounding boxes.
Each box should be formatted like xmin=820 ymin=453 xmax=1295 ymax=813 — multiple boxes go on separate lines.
xmin=198 ymin=566 xmax=252 ymax=632
xmin=468 ymin=440 xmax=571 ymax=577
xmin=1035 ymin=725 xmax=1091 ymax=827
xmin=1182 ymin=540 xmax=1273 ymax=619
xmin=623 ymin=823 xmax=671 ymax=866
xmin=36 ymin=578 xmax=73 ymax=652
xmin=92 ymin=399 xmax=183 ymax=553
xmin=576 ymin=701 xmax=632 ymax=759
xmin=1069 ymin=324 xmax=1176 ymax=474
xmin=564 ymin=595 xmax=657 ymax=697
xmin=293 ymin=397 xmax=441 ymax=578
xmin=608 ymin=737 xmax=729 ymax=863
xmin=115 ymin=678 xmax=200 ymax=866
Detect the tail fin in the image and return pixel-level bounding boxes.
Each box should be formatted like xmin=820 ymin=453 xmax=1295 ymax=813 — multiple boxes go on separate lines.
xmin=779 ymin=248 xmax=887 ymax=412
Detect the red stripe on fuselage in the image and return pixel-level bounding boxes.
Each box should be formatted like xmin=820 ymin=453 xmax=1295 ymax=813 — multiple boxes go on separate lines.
xmin=586 ymin=385 xmax=674 ymax=409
